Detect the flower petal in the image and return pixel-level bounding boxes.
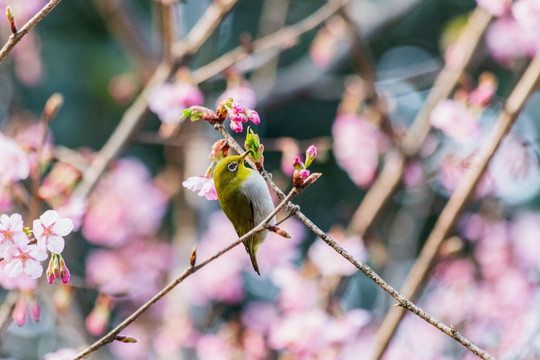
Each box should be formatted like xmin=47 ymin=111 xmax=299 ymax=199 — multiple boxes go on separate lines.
xmin=182 ymin=176 xmax=206 ymax=192
xmin=24 ymin=259 xmax=43 ymax=279
xmin=53 ymin=218 xmax=74 ymax=236
xmin=4 ymin=259 xmax=23 ymax=278
xmin=32 ymin=219 xmax=45 ymax=240
xmin=46 ymin=236 xmax=65 ymax=254
xmin=40 ymin=210 xmax=59 ymax=227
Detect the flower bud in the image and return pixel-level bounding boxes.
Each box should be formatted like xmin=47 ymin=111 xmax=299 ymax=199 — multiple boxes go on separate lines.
xmin=293 ymin=156 xmax=304 ymax=171
xmin=30 ymin=298 xmax=41 ymax=322
xmin=209 ymin=139 xmax=229 ymax=161
xmin=115 ymin=335 xmax=139 ymax=343
xmin=59 ymin=256 xmax=70 ymax=284
xmin=305 ymin=145 xmax=318 ymax=168
xmin=190 ymin=246 xmax=197 ymax=267
xmin=230 ymin=120 xmax=243 ymax=133
xmin=245 ymin=109 xmax=260 ymax=125
xmin=12 ymin=297 xmax=26 ymax=326
xmin=6 ymin=6 xmax=16 ymax=34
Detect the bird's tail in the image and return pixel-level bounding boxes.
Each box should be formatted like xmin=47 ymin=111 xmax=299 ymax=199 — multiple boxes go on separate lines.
xmin=244 ymin=240 xmax=261 ymax=276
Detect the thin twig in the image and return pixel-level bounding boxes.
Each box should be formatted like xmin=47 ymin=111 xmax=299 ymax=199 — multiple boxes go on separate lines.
xmin=212 ymin=123 xmax=495 ymax=360
xmin=191 ymin=0 xmax=349 ymax=84
xmin=348 ymin=7 xmax=492 ymax=237
xmin=369 ymin=33 xmax=540 ymax=360
xmin=0 ymin=0 xmax=63 ymax=64
xmin=73 ymin=188 xmax=299 ymax=359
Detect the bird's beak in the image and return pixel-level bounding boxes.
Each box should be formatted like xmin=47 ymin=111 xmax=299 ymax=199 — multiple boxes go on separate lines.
xmin=239 ymin=150 xmax=252 ymax=162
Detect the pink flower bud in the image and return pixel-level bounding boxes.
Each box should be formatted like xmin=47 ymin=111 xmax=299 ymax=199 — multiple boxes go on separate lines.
xmin=230 ymin=120 xmax=243 ymax=133
xmin=59 ymin=256 xmax=70 ymax=284
xmin=12 ymin=297 xmax=26 ymax=326
xmin=305 ymin=145 xmax=318 ymax=168
xmin=245 ymin=109 xmax=260 ymax=125
xmin=293 ymin=156 xmax=304 ymax=171
xmin=209 ymin=139 xmax=229 ymax=162
xmin=299 ymin=169 xmax=310 ymax=179
xmin=30 ymin=299 xmax=41 ymax=322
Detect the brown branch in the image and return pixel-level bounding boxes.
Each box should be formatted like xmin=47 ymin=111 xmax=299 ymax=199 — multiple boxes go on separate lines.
xmin=0 ymin=0 xmax=63 ymax=64
xmin=191 ymin=0 xmax=349 ymax=84
xmin=211 ymin=123 xmax=495 ymax=360
xmin=71 ymin=0 xmax=239 ymax=201
xmin=369 ymin=35 xmax=540 ymax=360
xmin=348 ymin=7 xmax=492 ymax=237
xmin=73 ymin=187 xmax=299 ymax=359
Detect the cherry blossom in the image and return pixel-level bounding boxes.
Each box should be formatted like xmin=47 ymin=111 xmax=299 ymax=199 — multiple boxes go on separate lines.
xmin=182 ymin=175 xmax=218 ymax=200
xmin=83 ymin=158 xmax=167 ymax=246
xmin=0 ymin=133 xmax=30 ymax=183
xmin=332 ymin=113 xmax=381 ymax=188
xmin=476 ymin=0 xmax=511 ymax=16
xmin=4 ymin=243 xmax=47 ymax=279
xmin=148 ymin=82 xmax=204 ymax=124
xmin=33 ymin=210 xmax=74 ymax=254
xmin=430 ymin=99 xmax=482 ymax=140
xmin=43 ymin=348 xmax=78 ymax=360
xmin=0 ymin=213 xmax=28 ymax=256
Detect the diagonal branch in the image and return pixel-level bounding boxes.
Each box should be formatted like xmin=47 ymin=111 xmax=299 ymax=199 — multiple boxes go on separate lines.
xmin=348 ymin=6 xmax=492 ymax=238
xmin=369 ymin=34 xmax=540 ymax=360
xmin=73 ymin=187 xmax=299 ymax=359
xmin=212 ymin=123 xmax=495 ymax=360
xmin=0 ymin=0 xmax=63 ymax=64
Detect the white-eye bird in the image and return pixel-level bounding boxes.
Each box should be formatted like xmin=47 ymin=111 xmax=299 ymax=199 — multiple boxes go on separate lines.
xmin=213 ymin=151 xmax=275 ymax=275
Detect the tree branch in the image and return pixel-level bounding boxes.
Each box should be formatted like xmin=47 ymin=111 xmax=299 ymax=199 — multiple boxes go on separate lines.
xmin=348 ymin=7 xmax=492 ymax=237
xmin=73 ymin=187 xmax=299 ymax=359
xmin=211 ymin=123 xmax=495 ymax=360
xmin=0 ymin=0 xmax=63 ymax=64
xmin=369 ymin=32 xmax=540 ymax=360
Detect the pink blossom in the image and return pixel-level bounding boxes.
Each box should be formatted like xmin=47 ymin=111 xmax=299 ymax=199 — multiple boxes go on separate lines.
xmin=245 ymin=109 xmax=260 ymax=125
xmin=83 ymin=158 xmax=167 ymax=247
xmin=278 ymin=137 xmax=300 ymax=176
xmin=4 ymin=243 xmax=47 ymax=279
xmin=56 ymin=198 xmax=87 ymax=231
xmin=43 ymin=348 xmax=78 ymax=360
xmin=476 ymin=0 xmax=511 ymax=16
xmin=148 ymin=82 xmax=204 ymax=124
xmin=182 ymin=175 xmax=218 ymax=200
xmin=229 ymin=119 xmax=244 ymax=133
xmin=13 ymin=32 xmax=43 ymax=86
xmin=33 ymin=210 xmax=74 ymax=254
xmin=0 ymin=213 xmax=28 ymax=256
xmin=469 ymin=73 xmax=497 ymax=107
xmin=298 ymin=168 xmax=310 ymax=179
xmin=511 ymin=212 xmax=540 ymax=269
xmin=430 ymin=100 xmax=482 ymax=140
xmin=196 ymin=334 xmax=237 ymax=360
xmin=475 ymin=221 xmax=512 ymax=281
xmin=86 ymin=240 xmax=173 ymax=302
xmin=241 ymin=302 xmax=280 ymax=333
xmin=0 ymin=133 xmax=30 ymax=183
xmin=12 ymin=296 xmax=26 ymax=326
xmin=438 ymin=152 xmax=496 ymax=198
xmin=308 ymin=229 xmax=367 ymax=277
xmin=486 ymin=17 xmax=540 ymax=66
xmin=271 ymin=267 xmax=318 ymax=313
xmin=30 ymin=297 xmax=40 ymax=322
xmin=512 ymin=0 xmax=540 ymax=33
xmin=268 ymin=309 xmax=331 ymax=355
xmin=332 ymin=114 xmax=380 ymax=188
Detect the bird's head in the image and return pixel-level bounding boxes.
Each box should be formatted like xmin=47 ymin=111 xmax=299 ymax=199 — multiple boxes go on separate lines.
xmin=213 ymin=150 xmax=253 ymax=190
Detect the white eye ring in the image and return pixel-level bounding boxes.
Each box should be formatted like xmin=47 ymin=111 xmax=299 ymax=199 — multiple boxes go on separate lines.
xmin=228 ymin=162 xmax=238 ymax=172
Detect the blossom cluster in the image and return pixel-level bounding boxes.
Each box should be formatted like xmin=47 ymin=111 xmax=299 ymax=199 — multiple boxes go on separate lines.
xmin=0 ymin=210 xmax=73 ymax=282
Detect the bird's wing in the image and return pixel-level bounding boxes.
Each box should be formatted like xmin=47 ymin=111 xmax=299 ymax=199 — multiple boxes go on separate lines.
xmin=228 ymin=192 xmax=254 ymax=237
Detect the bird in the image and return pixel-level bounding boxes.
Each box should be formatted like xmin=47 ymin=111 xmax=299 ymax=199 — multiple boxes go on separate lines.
xmin=213 ymin=151 xmax=275 ymax=275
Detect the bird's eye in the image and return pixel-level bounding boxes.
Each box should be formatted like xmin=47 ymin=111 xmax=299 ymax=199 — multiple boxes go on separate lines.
xmin=228 ymin=162 xmax=238 ymax=172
